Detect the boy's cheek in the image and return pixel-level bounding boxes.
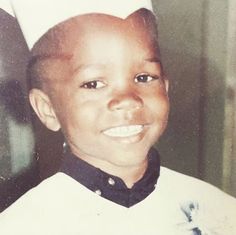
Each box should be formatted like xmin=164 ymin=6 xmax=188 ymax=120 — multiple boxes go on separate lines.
xmin=149 ymin=91 xmax=169 ymax=110
xmin=151 ymin=97 xmax=170 ymax=129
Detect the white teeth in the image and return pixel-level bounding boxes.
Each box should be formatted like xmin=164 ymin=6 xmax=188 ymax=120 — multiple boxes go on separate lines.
xmin=103 ymin=125 xmax=143 ymax=137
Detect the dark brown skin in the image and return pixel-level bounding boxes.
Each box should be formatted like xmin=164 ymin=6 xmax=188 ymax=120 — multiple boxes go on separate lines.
xmin=29 ymin=10 xmax=169 ymax=188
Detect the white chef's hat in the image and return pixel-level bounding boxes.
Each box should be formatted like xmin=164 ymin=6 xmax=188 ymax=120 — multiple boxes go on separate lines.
xmin=0 ymin=0 xmax=14 ymax=16
xmin=11 ymin=0 xmax=153 ymax=50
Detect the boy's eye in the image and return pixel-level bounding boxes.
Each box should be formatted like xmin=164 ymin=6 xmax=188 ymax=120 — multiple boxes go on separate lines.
xmin=80 ymin=80 xmax=106 ymax=89
xmin=134 ymin=74 xmax=159 ymax=83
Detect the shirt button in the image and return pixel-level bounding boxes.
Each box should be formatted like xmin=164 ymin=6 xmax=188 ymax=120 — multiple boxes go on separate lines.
xmin=95 ymin=189 xmax=102 ymax=196
xmin=108 ymin=177 xmax=115 ymax=186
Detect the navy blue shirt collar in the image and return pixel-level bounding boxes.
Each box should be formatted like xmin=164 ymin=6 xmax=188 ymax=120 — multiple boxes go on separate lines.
xmin=59 ymin=147 xmax=160 ymax=208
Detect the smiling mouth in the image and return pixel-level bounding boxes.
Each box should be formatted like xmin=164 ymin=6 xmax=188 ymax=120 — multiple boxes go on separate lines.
xmin=103 ymin=125 xmax=144 ymax=137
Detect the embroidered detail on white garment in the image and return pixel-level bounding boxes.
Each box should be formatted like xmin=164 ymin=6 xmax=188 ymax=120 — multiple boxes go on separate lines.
xmin=177 ymin=201 xmax=231 ymax=235
xmin=180 ymin=201 xmax=204 ymax=235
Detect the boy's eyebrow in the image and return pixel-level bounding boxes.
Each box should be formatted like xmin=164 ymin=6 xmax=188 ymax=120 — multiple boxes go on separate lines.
xmin=144 ymin=57 xmax=161 ymax=63
xmin=72 ymin=59 xmax=161 ymax=76
xmin=73 ymin=63 xmax=107 ymax=74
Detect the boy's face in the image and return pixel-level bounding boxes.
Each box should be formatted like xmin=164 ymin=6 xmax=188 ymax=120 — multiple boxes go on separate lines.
xmin=31 ymin=12 xmax=169 ymax=170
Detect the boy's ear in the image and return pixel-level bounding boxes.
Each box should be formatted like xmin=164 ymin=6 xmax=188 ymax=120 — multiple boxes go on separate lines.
xmin=29 ymin=89 xmax=61 ymax=131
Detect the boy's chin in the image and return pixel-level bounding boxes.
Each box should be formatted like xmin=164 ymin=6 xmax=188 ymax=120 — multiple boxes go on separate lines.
xmin=104 ymin=148 xmax=150 ymax=168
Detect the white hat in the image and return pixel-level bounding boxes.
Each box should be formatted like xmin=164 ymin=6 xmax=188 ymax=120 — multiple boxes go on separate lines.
xmin=0 ymin=0 xmax=14 ymax=16
xmin=11 ymin=0 xmax=153 ymax=50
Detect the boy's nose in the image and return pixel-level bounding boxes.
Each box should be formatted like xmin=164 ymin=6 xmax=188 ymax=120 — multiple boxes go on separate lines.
xmin=108 ymin=92 xmax=143 ymax=111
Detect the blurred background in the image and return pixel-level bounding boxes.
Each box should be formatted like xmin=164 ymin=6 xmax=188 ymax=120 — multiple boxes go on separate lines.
xmin=154 ymin=0 xmax=236 ymax=197
xmin=0 ymin=0 xmax=235 ymax=211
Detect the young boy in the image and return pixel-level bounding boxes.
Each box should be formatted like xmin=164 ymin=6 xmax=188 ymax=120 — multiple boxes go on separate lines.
xmin=0 ymin=0 xmax=236 ymax=234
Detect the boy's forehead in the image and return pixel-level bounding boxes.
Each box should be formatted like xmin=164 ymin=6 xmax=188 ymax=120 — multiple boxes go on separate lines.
xmin=32 ymin=9 xmax=159 ymax=57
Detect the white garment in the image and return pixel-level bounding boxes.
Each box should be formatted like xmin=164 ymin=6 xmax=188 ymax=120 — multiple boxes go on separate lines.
xmin=0 ymin=167 xmax=235 ymax=235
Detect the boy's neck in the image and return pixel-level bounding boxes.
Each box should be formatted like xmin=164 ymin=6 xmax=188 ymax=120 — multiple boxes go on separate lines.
xmin=104 ymin=160 xmax=148 ymax=189
xmin=74 ymin=153 xmax=148 ymax=189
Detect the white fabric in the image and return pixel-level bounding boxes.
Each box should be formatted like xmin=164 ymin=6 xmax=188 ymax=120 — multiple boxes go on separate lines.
xmin=0 ymin=167 xmax=236 ymax=235
xmin=0 ymin=0 xmax=14 ymax=16
xmin=10 ymin=0 xmax=153 ymax=49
